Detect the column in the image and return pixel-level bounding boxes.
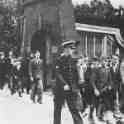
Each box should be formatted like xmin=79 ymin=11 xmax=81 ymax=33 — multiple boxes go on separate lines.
xmin=93 ymin=33 xmax=96 ymax=57
xmin=20 ymin=17 xmax=26 ymax=56
xmin=85 ymin=33 xmax=88 ymax=57
xmin=103 ymin=35 xmax=107 ymax=57
xmin=38 ymin=14 xmax=42 ymax=30
xmin=80 ymin=31 xmax=83 ymax=56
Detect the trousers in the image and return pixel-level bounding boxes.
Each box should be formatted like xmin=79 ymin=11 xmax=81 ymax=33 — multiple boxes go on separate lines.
xmin=53 ymin=91 xmax=83 ymax=124
xmin=31 ymin=78 xmax=43 ymax=103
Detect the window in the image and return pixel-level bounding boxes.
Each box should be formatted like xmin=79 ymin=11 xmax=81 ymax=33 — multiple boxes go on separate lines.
xmin=78 ymin=31 xmax=113 ymax=58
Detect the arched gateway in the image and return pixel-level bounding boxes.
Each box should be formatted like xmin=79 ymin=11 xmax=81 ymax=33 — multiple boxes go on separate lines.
xmin=20 ymin=0 xmax=80 ymax=88
xmin=30 ymin=28 xmax=54 ymax=88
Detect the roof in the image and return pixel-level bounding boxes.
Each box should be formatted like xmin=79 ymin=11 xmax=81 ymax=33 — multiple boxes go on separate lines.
xmin=75 ymin=23 xmax=124 ymax=47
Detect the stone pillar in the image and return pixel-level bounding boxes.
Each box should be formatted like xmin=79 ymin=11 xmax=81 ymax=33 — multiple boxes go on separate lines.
xmin=22 ymin=0 xmax=80 ymax=55
xmin=59 ymin=0 xmax=79 ymax=41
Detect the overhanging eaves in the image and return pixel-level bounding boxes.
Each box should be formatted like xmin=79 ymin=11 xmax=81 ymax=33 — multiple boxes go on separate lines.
xmin=75 ymin=23 xmax=124 ymax=48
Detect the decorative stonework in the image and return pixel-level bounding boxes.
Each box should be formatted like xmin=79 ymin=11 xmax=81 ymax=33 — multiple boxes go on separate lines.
xmin=21 ymin=0 xmax=79 ymax=55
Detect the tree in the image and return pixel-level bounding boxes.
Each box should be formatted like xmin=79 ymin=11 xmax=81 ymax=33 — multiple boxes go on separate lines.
xmin=0 ymin=0 xmax=19 ymax=53
xmin=74 ymin=0 xmax=124 ymax=37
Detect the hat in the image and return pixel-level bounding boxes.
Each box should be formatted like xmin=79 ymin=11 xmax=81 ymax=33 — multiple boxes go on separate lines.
xmin=61 ymin=40 xmax=79 ymax=48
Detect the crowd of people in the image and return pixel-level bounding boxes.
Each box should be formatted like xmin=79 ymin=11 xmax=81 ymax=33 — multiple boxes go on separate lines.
xmin=0 ymin=50 xmax=43 ymax=104
xmin=77 ymin=54 xmax=121 ymax=121
xmin=53 ymin=40 xmax=124 ymax=124
xmin=0 ymin=40 xmax=124 ymax=124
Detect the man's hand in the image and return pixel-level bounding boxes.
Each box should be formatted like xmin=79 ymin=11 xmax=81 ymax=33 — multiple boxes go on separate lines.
xmin=94 ymin=88 xmax=100 ymax=96
xmin=64 ymin=84 xmax=70 ymax=91
xmin=30 ymin=76 xmax=34 ymax=81
xmin=79 ymin=80 xmax=85 ymax=85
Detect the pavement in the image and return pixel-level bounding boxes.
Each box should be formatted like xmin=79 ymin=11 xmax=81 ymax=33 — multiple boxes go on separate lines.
xmin=0 ymin=85 xmax=123 ymax=124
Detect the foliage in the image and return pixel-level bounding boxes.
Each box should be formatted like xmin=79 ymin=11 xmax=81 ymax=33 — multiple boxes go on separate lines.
xmin=74 ymin=0 xmax=124 ymax=37
xmin=0 ymin=0 xmax=18 ymax=53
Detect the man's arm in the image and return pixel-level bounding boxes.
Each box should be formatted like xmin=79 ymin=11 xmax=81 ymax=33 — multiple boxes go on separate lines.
xmin=55 ymin=65 xmax=67 ymax=86
xmin=90 ymin=69 xmax=100 ymax=96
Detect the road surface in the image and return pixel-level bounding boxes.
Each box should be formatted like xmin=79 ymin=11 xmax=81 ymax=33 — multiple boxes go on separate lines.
xmin=0 ymin=86 xmax=122 ymax=124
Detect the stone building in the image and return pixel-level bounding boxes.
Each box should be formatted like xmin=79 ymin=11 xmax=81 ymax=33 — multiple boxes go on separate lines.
xmin=20 ymin=0 xmax=79 ymax=87
xmin=20 ymin=0 xmax=124 ymax=88
xmin=21 ymin=0 xmax=79 ymax=56
xmin=76 ymin=23 xmax=124 ymax=58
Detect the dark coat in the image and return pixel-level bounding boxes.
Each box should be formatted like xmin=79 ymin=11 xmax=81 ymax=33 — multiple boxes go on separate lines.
xmin=29 ymin=58 xmax=43 ymax=79
xmin=55 ymin=55 xmax=79 ymax=92
xmin=53 ymin=55 xmax=81 ymax=106
xmin=0 ymin=59 xmax=6 ymax=77
xmin=90 ymin=67 xmax=112 ymax=92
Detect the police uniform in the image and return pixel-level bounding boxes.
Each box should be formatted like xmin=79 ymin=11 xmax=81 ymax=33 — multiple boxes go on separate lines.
xmin=29 ymin=56 xmax=43 ymax=103
xmin=53 ymin=40 xmax=83 ymax=124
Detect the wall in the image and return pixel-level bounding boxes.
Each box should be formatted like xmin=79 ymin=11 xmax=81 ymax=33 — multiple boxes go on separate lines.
xmin=22 ymin=0 xmax=79 ymax=55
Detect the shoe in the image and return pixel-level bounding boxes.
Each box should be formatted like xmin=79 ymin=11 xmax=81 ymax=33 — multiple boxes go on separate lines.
xmin=31 ymin=97 xmax=36 ymax=103
xmin=98 ymin=116 xmax=105 ymax=122
xmin=19 ymin=91 xmax=22 ymax=97
xmin=37 ymin=99 xmax=42 ymax=104
xmin=114 ymin=111 xmax=123 ymax=120
xmin=33 ymin=99 xmax=36 ymax=103
xmin=38 ymin=101 xmax=42 ymax=104
xmin=88 ymin=118 xmax=95 ymax=124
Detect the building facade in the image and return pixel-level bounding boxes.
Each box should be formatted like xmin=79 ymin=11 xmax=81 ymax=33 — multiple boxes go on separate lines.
xmin=20 ymin=0 xmax=79 ymax=87
xmin=76 ymin=23 xmax=124 ymax=59
xmin=21 ymin=0 xmax=79 ymax=56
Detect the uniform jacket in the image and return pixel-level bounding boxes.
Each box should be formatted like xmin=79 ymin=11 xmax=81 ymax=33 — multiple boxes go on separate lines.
xmin=29 ymin=58 xmax=43 ymax=79
xmin=55 ymin=55 xmax=79 ymax=92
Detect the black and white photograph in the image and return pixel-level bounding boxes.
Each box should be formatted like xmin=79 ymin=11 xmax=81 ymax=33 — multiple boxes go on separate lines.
xmin=0 ymin=0 xmax=124 ymax=124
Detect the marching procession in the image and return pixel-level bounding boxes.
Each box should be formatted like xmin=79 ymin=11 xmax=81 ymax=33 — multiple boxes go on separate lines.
xmin=0 ymin=39 xmax=124 ymax=124
xmin=0 ymin=0 xmax=124 ymax=124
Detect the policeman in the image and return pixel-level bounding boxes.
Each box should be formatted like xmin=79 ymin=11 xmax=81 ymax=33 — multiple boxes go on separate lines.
xmin=53 ymin=40 xmax=83 ymax=124
xmin=29 ymin=50 xmax=43 ymax=104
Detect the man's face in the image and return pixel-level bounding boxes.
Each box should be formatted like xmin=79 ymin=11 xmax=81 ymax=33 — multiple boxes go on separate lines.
xmin=35 ymin=52 xmax=40 ymax=58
